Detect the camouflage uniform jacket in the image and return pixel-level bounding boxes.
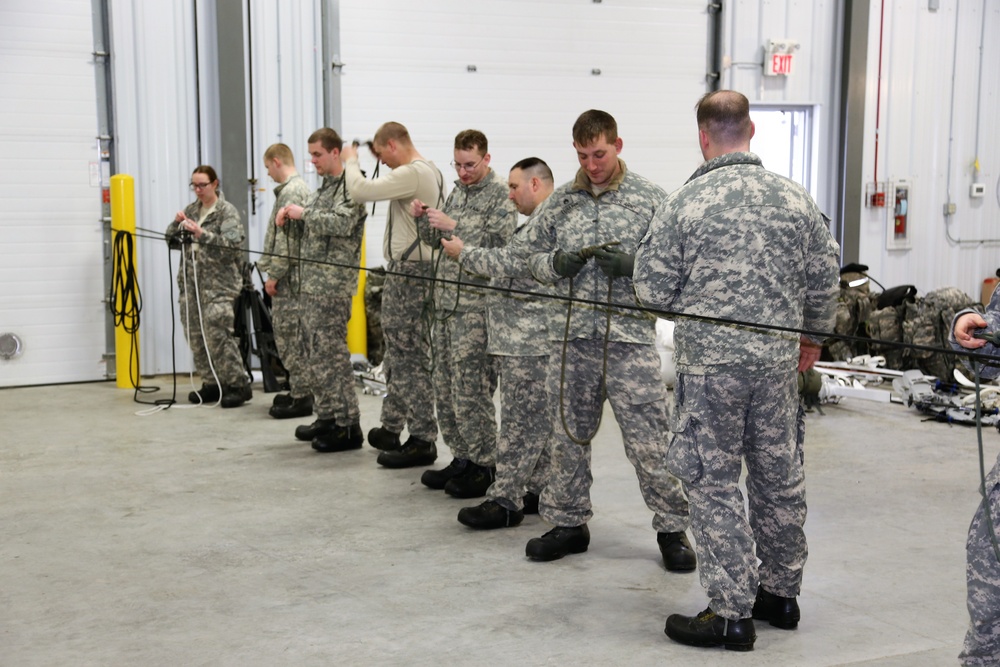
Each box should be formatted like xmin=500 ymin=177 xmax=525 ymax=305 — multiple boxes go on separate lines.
xmin=165 ymin=192 xmax=244 ymax=300
xmin=521 ymin=160 xmax=663 ymax=344
xmin=461 ymin=194 xmax=556 ymax=356
xmin=418 ymin=169 xmax=517 ymax=313
xmin=634 ymin=151 xmax=840 ymax=376
xmin=256 ymin=174 xmax=312 ymax=291
xmin=298 ymin=173 xmax=368 ymax=296
xmin=951 ymin=289 xmax=1000 ymax=489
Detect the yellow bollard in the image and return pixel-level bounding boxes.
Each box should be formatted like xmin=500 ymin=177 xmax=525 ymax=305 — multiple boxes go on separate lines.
xmin=346 ymin=231 xmax=368 ymax=359
xmin=110 ymin=174 xmax=139 ymax=388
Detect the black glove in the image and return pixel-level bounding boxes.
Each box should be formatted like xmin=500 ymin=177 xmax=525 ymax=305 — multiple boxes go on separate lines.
xmin=553 ymin=250 xmax=587 ymax=279
xmin=590 ymin=247 xmax=634 ymax=278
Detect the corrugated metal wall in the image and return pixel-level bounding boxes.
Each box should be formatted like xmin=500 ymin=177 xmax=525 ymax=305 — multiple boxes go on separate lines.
xmin=0 ymin=2 xmax=106 ymax=387
xmin=856 ymin=0 xmax=1000 ymax=298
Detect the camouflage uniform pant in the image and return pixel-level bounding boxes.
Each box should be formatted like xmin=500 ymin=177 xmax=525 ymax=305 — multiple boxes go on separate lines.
xmin=297 ymin=294 xmax=359 ymax=427
xmin=487 ymin=354 xmax=552 ymax=511
xmin=270 ymin=292 xmax=309 ymax=399
xmin=541 ymin=339 xmax=689 ymax=532
xmin=668 ymin=371 xmax=806 ymax=620
xmin=379 ymin=261 xmax=438 ymax=441
xmin=178 ymin=288 xmax=246 ymax=387
xmin=433 ymin=311 xmax=498 ymax=465
xmin=961 ymin=460 xmax=1000 ymax=666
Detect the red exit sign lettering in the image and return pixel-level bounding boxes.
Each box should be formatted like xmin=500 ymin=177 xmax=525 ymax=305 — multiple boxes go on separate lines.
xmin=767 ymin=53 xmax=794 ymax=76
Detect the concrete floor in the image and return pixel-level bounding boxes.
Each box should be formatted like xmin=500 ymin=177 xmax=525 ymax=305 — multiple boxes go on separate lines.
xmin=0 ymin=377 xmax=992 ymax=666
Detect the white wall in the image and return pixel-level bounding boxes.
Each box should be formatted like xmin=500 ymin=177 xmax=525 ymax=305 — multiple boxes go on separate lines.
xmin=339 ymin=0 xmax=711 ymax=269
xmin=0 ymin=1 xmax=106 ymax=387
xmin=855 ymin=0 xmax=1000 ymax=298
xmin=722 ymin=0 xmax=844 ymax=225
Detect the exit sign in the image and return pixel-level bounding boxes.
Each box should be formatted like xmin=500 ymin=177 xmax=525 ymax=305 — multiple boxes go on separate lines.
xmin=766 ymin=53 xmax=794 ymax=76
xmin=763 ymin=39 xmax=799 ymax=77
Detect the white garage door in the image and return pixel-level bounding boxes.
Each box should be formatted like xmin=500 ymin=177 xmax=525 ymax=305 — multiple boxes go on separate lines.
xmin=338 ymin=0 xmax=711 ymax=269
xmin=0 ymin=1 xmax=106 ymax=387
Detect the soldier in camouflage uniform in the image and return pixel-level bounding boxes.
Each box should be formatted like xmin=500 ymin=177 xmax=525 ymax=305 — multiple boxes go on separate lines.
xmin=633 ymin=91 xmax=840 ymax=652
xmin=342 ymin=122 xmax=444 ymax=468
xmin=277 ymin=129 xmax=367 ymax=452
xmin=411 ymin=130 xmax=517 ymax=498
xmin=165 ymin=165 xmax=251 ymax=408
xmin=256 ymin=143 xmax=313 ymax=419
xmin=951 ymin=291 xmax=1000 ymax=666
xmin=441 ymin=156 xmax=557 ymax=529
xmin=495 ymin=111 xmax=694 ymax=569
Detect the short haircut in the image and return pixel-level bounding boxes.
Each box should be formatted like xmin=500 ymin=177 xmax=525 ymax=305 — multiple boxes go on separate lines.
xmin=511 ymin=157 xmax=553 ymax=182
xmin=454 ymin=129 xmax=488 ymax=155
xmin=191 ymin=165 xmax=218 ymax=183
xmin=373 ymin=122 xmax=412 ymax=147
xmin=307 ymin=128 xmax=343 ymax=152
xmin=572 ymin=110 xmax=618 ymax=146
xmin=696 ymin=90 xmax=752 ymax=146
xmin=264 ymin=143 xmax=295 ymax=165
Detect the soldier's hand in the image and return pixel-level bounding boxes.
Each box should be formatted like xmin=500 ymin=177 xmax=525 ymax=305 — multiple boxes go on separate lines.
xmin=553 ymin=250 xmax=587 ymax=279
xmin=427 ymin=209 xmax=456 ymax=233
xmin=410 ymin=199 xmax=428 ymax=218
xmin=341 ymin=144 xmax=358 ymax=162
xmin=440 ymin=235 xmax=464 ymax=259
xmin=174 ymin=211 xmax=187 ymax=223
xmin=955 ymin=312 xmax=989 ymax=349
xmin=798 ymin=336 xmax=823 ymax=371
xmin=590 ymin=247 xmax=634 ymax=278
xmin=264 ymin=278 xmax=278 ymax=297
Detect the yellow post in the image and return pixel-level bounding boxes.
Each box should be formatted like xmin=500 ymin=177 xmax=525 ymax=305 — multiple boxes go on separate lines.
xmin=346 ymin=231 xmax=368 ymax=359
xmin=110 ymin=174 xmax=139 ymax=388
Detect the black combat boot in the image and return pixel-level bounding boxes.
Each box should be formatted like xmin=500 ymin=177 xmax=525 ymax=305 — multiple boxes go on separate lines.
xmin=752 ymin=586 xmax=800 ymax=629
xmin=657 ymin=531 xmax=697 ymax=572
xmin=188 ymin=383 xmax=220 ymax=404
xmin=271 ymin=393 xmax=293 ymax=408
xmin=444 ymin=463 xmax=495 ymax=499
xmin=349 ymin=424 xmax=364 ymax=448
xmin=268 ymin=394 xmax=313 ymax=419
xmin=458 ymin=500 xmax=524 ymax=529
xmin=367 ymin=426 xmax=402 ymax=451
xmin=664 ymin=608 xmax=756 ymax=652
xmin=295 ymin=418 xmax=338 ymax=442
xmin=312 ymin=424 xmax=364 ymax=453
xmin=421 ymin=458 xmax=469 ymax=490
xmin=525 ymin=524 xmax=590 ymax=562
xmin=376 ymin=436 xmax=437 ymax=468
xmin=522 ymin=492 xmax=540 ymax=515
xmin=220 ymin=384 xmax=251 ymax=408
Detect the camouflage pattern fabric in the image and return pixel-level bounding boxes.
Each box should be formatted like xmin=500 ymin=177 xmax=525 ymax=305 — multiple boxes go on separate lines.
xmin=829 ymin=285 xmax=876 ymax=362
xmin=418 ymin=169 xmax=517 ymax=314
xmin=256 ymin=174 xmax=311 ymax=292
xmin=380 ymin=260 xmax=438 ymax=441
xmin=668 ymin=372 xmax=806 ymax=619
xmin=950 ymin=294 xmax=1000 ymax=665
xmin=634 ymin=152 xmax=840 ymax=375
xmin=487 ymin=354 xmax=552 ymax=510
xmin=432 ymin=312 xmax=498 ymax=465
xmin=364 ymin=269 xmax=386 ymax=366
xmin=633 ymin=151 xmax=838 ymax=620
xmin=522 ymin=162 xmax=663 ymax=345
xmin=301 ymin=294 xmax=359 ymax=426
xmin=289 ymin=173 xmax=367 ymax=421
xmin=905 ymin=286 xmax=980 ymax=382
xmin=166 ymin=195 xmax=247 ymax=386
xmin=540 ymin=338 xmax=690 ymax=533
xmin=866 ymin=304 xmax=908 ymax=369
xmin=257 ymin=174 xmax=312 ymax=397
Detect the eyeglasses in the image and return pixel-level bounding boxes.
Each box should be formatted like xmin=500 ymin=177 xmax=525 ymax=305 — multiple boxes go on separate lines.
xmin=189 ymin=182 xmax=212 ymax=191
xmin=450 ymin=157 xmax=484 ymax=173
